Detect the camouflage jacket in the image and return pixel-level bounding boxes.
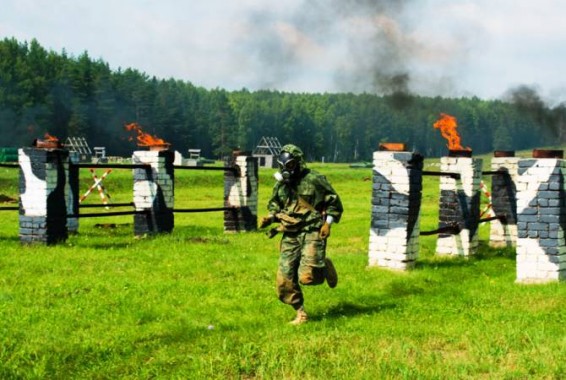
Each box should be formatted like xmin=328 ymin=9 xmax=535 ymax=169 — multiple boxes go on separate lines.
xmin=267 ymin=169 xmax=343 ymax=232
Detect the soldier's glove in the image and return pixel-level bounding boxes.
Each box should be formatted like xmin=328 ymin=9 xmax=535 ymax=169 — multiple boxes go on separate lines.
xmin=319 ymin=222 xmax=331 ymax=239
xmin=259 ymin=215 xmax=274 ymax=229
xmin=267 ymin=228 xmax=279 ymax=239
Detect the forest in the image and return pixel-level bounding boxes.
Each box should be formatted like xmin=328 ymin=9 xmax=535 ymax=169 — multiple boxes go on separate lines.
xmin=0 ymin=37 xmax=564 ymax=161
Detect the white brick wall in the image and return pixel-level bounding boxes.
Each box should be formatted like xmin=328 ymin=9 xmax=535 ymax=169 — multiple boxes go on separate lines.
xmin=224 ymin=155 xmax=258 ymax=232
xmin=132 ymin=151 xmax=174 ymax=210
xmin=516 ymin=158 xmax=566 ymax=283
xmin=435 ymin=156 xmax=482 ymax=257
xmin=489 ymin=157 xmax=520 ymax=248
xmin=368 ymin=150 xmax=422 ymax=270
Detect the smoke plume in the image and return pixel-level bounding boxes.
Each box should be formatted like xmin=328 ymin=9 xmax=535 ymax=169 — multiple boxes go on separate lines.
xmin=504 ymin=85 xmax=566 ymax=142
xmin=241 ymin=0 xmax=477 ymax=106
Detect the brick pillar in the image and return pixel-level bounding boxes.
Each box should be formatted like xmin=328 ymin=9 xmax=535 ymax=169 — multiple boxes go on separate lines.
xmin=368 ymin=150 xmax=423 ymax=270
xmin=435 ymin=155 xmax=483 ymax=256
xmin=132 ymin=149 xmax=174 ymax=236
xmin=18 ymin=148 xmax=69 ymax=244
xmin=516 ymin=155 xmax=566 ymax=283
xmin=66 ymin=151 xmax=80 ymax=233
xmin=489 ymin=153 xmax=519 ymax=247
xmin=224 ymin=152 xmax=258 ymax=232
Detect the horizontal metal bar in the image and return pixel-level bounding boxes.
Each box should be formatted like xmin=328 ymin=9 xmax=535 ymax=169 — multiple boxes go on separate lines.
xmin=420 ymin=224 xmax=461 ymax=236
xmin=72 ymin=163 xmax=150 ymax=169
xmin=422 ymin=171 xmax=461 ymax=179
xmin=68 ymin=210 xmax=147 ymax=218
xmin=0 ymin=163 xmax=18 ymax=168
xmin=73 ymin=163 xmax=237 ymax=173
xmin=79 ymin=202 xmax=134 ymax=208
xmin=0 ymin=206 xmax=18 ymax=211
xmin=479 ymin=215 xmax=506 ymax=223
xmin=481 ymin=171 xmax=507 ymax=176
xmin=173 ymin=165 xmax=238 ymax=173
xmin=173 ymin=206 xmax=238 ymax=213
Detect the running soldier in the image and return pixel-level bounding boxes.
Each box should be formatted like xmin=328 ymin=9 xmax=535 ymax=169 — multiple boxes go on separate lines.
xmin=260 ymin=144 xmax=344 ymax=325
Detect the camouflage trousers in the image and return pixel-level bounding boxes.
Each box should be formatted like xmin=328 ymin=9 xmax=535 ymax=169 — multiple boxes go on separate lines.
xmin=276 ymin=230 xmax=327 ymax=308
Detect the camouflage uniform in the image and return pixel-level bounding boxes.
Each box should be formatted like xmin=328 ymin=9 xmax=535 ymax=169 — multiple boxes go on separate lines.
xmin=266 ymin=145 xmax=343 ymax=310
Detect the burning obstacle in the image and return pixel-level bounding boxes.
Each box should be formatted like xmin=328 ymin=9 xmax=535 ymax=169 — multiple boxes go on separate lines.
xmin=368 ymin=113 xmax=566 ymax=284
xmin=4 ymin=120 xmax=566 ymax=284
xmin=432 ymin=114 xmax=482 ymax=257
xmin=10 ymin=126 xmax=259 ymax=244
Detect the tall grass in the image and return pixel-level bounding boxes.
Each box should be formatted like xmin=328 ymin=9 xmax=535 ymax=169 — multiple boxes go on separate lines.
xmin=0 ymin=160 xmax=565 ymax=379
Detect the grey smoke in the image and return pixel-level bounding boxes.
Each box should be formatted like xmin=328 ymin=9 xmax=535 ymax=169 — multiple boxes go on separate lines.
xmin=504 ymin=85 xmax=566 ymax=141
xmin=241 ymin=0 xmax=483 ymax=103
xmin=244 ymin=0 xmax=416 ymax=95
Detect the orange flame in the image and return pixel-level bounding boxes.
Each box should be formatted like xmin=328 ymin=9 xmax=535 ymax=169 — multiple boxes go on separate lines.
xmin=125 ymin=122 xmax=168 ymax=146
xmin=433 ymin=113 xmax=470 ymax=151
xmin=44 ymin=133 xmax=59 ymax=142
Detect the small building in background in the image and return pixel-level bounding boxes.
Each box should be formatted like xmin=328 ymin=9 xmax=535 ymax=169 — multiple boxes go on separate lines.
xmin=172 ymin=148 xmax=204 ymax=167
xmin=253 ymin=137 xmax=282 ymax=168
xmin=93 ymin=147 xmax=107 ymax=163
xmin=186 ymin=148 xmax=203 ymax=167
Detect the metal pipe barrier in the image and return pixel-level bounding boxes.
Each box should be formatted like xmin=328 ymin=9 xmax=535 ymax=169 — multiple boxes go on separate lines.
xmin=422 ymin=171 xmax=461 ymax=180
xmin=72 ymin=163 xmax=150 ymax=169
xmin=420 ymin=223 xmax=461 ymax=236
xmin=173 ymin=206 xmax=238 ymax=213
xmin=479 ymin=215 xmax=506 ymax=224
xmin=173 ymin=165 xmax=238 ymax=175
xmin=68 ymin=210 xmax=148 ymax=218
xmin=79 ymin=202 xmax=134 ymax=208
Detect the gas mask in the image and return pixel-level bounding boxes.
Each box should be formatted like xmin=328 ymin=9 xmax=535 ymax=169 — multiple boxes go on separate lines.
xmin=276 ymin=151 xmax=299 ymax=183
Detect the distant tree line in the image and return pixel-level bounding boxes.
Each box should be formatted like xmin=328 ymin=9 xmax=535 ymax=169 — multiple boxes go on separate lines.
xmin=0 ymin=37 xmax=564 ymax=161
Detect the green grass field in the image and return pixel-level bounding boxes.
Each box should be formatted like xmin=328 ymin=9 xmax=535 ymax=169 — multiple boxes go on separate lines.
xmin=1 ymin=158 xmax=565 ymax=379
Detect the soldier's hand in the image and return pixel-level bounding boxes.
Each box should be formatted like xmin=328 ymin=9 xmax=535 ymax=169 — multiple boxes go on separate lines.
xmin=259 ymin=215 xmax=274 ymax=229
xmin=319 ymin=222 xmax=331 ymax=239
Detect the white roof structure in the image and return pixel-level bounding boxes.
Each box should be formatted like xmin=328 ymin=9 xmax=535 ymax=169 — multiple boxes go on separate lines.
xmin=65 ymin=137 xmax=92 ymax=155
xmin=253 ymin=137 xmax=282 ymax=156
xmin=188 ymin=149 xmax=201 ymax=159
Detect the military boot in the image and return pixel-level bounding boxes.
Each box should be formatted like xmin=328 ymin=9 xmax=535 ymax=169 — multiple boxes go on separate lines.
xmin=325 ymin=258 xmax=338 ymax=288
xmin=290 ymin=306 xmax=308 ymax=325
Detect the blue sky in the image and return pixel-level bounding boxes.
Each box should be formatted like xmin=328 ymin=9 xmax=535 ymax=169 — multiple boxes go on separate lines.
xmin=1 ymin=0 xmax=566 ymax=103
